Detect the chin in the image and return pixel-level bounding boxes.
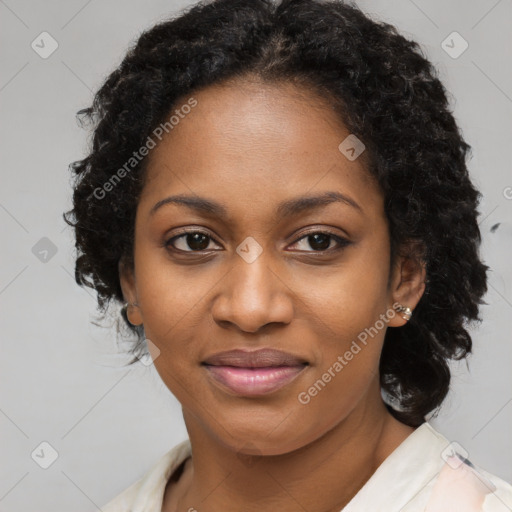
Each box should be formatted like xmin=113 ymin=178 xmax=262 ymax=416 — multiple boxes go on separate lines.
xmin=202 ymin=407 xmax=318 ymax=457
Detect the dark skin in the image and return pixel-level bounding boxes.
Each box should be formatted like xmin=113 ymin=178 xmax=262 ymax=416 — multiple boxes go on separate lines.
xmin=119 ymin=78 xmax=426 ymax=512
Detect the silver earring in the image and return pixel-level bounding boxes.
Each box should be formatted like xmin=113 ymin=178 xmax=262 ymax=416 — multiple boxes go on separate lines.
xmin=122 ymin=302 xmax=141 ymax=327
xmin=395 ymin=303 xmax=412 ymax=321
xmin=121 ymin=302 xmax=139 ymax=317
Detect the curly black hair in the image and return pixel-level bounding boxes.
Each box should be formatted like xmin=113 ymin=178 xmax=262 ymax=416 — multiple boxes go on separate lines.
xmin=63 ymin=0 xmax=489 ymax=427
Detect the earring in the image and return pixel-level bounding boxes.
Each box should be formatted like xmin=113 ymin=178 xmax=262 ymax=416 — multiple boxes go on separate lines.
xmin=122 ymin=302 xmax=141 ymax=326
xmin=122 ymin=301 xmax=138 ymax=312
xmin=395 ymin=303 xmax=412 ymax=321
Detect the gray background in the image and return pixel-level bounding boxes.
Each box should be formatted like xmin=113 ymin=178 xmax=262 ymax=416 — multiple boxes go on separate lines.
xmin=1 ymin=0 xmax=511 ymax=510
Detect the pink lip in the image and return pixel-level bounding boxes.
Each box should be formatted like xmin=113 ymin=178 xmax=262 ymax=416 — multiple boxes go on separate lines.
xmin=204 ymin=364 xmax=306 ymax=396
xmin=202 ymin=348 xmax=308 ymax=396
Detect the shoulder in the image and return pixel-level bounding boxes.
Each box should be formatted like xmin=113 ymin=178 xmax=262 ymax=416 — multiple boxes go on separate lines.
xmin=419 ymin=424 xmax=512 ymax=512
xmin=101 ymin=438 xmax=192 ymax=512
xmin=480 ymin=467 xmax=512 ymax=512
xmin=346 ymin=421 xmax=512 ymax=512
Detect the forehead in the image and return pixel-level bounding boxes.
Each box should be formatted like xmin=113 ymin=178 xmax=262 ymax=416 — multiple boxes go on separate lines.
xmin=138 ymin=79 xmax=382 ymax=221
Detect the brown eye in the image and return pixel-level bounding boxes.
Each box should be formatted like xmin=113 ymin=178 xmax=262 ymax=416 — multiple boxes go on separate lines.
xmin=306 ymin=233 xmax=331 ymax=251
xmin=291 ymin=231 xmax=351 ymax=252
xmin=166 ymin=231 xmax=220 ymax=252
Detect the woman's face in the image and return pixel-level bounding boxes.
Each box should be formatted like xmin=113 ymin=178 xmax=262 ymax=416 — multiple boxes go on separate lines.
xmin=120 ymin=79 xmax=421 ymax=455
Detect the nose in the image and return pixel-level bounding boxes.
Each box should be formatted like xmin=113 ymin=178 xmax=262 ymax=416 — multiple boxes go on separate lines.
xmin=211 ymin=252 xmax=294 ymax=334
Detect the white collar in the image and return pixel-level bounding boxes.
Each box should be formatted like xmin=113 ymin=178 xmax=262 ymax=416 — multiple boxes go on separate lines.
xmin=111 ymin=422 xmax=510 ymax=512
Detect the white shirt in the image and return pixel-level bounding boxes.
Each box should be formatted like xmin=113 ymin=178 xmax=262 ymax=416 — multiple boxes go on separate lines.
xmin=101 ymin=422 xmax=512 ymax=511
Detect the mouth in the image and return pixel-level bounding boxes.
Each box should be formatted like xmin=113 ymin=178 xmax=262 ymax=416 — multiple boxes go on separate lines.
xmin=202 ymin=348 xmax=309 ymax=396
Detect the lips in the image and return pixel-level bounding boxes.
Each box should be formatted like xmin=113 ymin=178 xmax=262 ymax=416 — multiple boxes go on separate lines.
xmin=202 ymin=348 xmax=308 ymax=396
xmin=203 ymin=348 xmax=308 ymax=368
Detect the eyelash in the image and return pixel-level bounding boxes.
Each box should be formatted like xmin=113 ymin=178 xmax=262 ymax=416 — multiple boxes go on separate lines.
xmin=164 ymin=228 xmax=351 ymax=255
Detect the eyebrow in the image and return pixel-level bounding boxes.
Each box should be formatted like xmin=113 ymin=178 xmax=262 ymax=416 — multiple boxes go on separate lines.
xmin=149 ymin=191 xmax=363 ymax=220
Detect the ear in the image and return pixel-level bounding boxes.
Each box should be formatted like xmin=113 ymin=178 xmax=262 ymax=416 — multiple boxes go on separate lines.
xmin=387 ymin=240 xmax=427 ymax=327
xmin=119 ymin=257 xmax=143 ymax=326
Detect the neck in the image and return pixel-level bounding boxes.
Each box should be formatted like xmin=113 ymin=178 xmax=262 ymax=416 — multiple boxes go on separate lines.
xmin=171 ymin=381 xmax=416 ymax=512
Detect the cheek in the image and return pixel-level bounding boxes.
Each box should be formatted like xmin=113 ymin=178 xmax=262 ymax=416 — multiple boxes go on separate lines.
xmin=292 ymin=312 xmax=385 ymax=444
xmin=294 ymin=238 xmax=391 ymax=338
xmin=290 ymin=239 xmax=391 ymax=418
xmin=133 ymin=241 xmax=215 ymax=341
xmin=131 ymin=244 xmax=217 ymax=402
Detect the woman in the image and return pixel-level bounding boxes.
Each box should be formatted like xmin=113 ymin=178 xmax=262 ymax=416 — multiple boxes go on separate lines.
xmin=63 ymin=0 xmax=512 ymax=510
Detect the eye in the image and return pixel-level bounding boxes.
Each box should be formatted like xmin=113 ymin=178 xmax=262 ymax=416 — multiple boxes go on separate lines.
xmin=164 ymin=229 xmax=351 ymax=255
xmin=290 ymin=231 xmax=351 ymax=252
xmin=165 ymin=230 xmax=222 ymax=253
